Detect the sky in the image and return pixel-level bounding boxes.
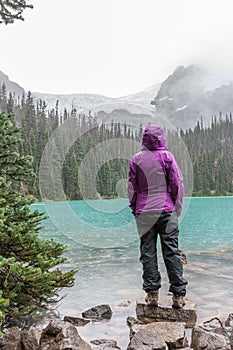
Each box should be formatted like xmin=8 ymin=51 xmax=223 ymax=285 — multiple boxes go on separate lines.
xmin=1 ymin=0 xmax=233 ymax=97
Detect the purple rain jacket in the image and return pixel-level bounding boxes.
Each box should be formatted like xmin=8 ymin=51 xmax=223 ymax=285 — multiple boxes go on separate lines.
xmin=127 ymin=125 xmax=184 ymax=217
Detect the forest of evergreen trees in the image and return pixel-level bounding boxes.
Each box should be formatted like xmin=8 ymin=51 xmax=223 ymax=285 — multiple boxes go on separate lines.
xmin=0 ymin=82 xmax=232 ymax=199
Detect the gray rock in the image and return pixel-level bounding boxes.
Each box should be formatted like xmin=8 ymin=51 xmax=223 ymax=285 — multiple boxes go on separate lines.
xmin=131 ymin=321 xmax=188 ymax=349
xmin=21 ymin=329 xmax=40 ymax=350
xmin=91 ymin=339 xmax=121 ymax=349
xmin=225 ymin=313 xmax=233 ymax=327
xmin=126 ymin=329 xmax=167 ymax=350
xmin=136 ymin=300 xmax=197 ymax=328
xmin=191 ymin=326 xmax=231 ymax=350
xmin=82 ymin=304 xmax=113 ymax=320
xmin=40 ymin=319 xmax=91 ymax=350
xmin=0 ymin=341 xmax=22 ymax=350
xmin=127 ymin=316 xmax=138 ymax=328
xmin=202 ymin=317 xmax=225 ymax=329
xmin=0 ymin=326 xmax=21 ymax=349
xmin=64 ymin=315 xmax=90 ymax=326
xmin=230 ymin=329 xmax=233 ymax=350
xmin=213 ymin=326 xmax=232 ymax=339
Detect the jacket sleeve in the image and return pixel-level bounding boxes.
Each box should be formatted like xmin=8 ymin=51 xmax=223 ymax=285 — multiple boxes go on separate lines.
xmin=127 ymin=158 xmax=138 ymax=215
xmin=166 ymin=154 xmax=184 ymax=217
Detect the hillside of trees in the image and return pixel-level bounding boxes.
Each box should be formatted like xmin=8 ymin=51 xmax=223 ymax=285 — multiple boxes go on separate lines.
xmin=0 ymin=82 xmax=232 ymax=199
xmin=180 ymin=115 xmax=233 ymax=196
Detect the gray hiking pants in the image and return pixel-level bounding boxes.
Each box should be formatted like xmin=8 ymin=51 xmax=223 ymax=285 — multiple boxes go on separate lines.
xmin=136 ymin=211 xmax=187 ymax=295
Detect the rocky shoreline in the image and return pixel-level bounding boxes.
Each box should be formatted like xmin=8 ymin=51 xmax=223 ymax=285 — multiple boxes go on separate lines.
xmin=1 ymin=296 xmax=233 ymax=350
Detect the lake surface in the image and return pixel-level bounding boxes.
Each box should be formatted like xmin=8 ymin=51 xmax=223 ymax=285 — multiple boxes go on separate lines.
xmin=31 ymin=197 xmax=233 ymax=348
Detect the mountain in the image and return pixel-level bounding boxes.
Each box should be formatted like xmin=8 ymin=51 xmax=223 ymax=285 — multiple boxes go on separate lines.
xmin=0 ymin=70 xmax=158 ymax=126
xmin=0 ymin=71 xmax=25 ymax=97
xmin=151 ymin=65 xmax=233 ymax=127
xmin=32 ymin=85 xmax=160 ymax=127
xmin=2 ymin=66 xmax=233 ymax=128
xmin=119 ymin=83 xmax=160 ymax=107
xmin=32 ymin=84 xmax=160 ymax=116
xmin=0 ymin=70 xmax=158 ymax=116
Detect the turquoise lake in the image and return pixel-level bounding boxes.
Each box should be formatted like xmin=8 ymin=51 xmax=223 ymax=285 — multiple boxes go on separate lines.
xmin=31 ymin=197 xmax=233 ymax=348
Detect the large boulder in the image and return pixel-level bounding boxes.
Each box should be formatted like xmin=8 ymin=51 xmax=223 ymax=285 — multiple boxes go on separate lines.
xmin=130 ymin=321 xmax=188 ymax=349
xmin=40 ymin=319 xmax=91 ymax=350
xmin=127 ymin=329 xmax=167 ymax=350
xmin=190 ymin=316 xmax=233 ymax=350
xmin=191 ymin=326 xmax=231 ymax=350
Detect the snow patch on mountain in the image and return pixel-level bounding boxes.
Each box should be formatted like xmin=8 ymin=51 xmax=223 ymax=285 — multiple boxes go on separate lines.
xmin=177 ymin=105 xmax=187 ymax=111
xmin=32 ymin=83 xmax=160 ymax=116
xmin=159 ymin=96 xmax=174 ymax=101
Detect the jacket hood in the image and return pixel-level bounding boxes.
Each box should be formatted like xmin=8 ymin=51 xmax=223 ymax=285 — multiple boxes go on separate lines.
xmin=142 ymin=124 xmax=167 ymax=150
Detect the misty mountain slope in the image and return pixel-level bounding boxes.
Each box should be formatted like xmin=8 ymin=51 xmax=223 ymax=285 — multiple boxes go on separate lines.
xmin=151 ymin=65 xmax=233 ymax=127
xmin=32 ymin=84 xmax=160 ymax=116
xmin=32 ymin=92 xmax=118 ymax=113
xmin=0 ymin=71 xmax=25 ymax=97
xmin=119 ymin=83 xmax=160 ymax=107
xmin=96 ymin=108 xmax=158 ymax=127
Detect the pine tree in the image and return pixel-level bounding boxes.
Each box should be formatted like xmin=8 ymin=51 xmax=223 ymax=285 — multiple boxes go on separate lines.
xmin=0 ymin=112 xmax=76 ymax=326
xmin=0 ymin=83 xmax=7 ymax=111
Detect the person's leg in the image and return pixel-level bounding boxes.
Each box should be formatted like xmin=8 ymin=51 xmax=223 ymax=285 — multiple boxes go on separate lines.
xmin=158 ymin=212 xmax=187 ymax=297
xmin=136 ymin=212 xmax=161 ymax=306
xmin=139 ymin=225 xmax=161 ymax=292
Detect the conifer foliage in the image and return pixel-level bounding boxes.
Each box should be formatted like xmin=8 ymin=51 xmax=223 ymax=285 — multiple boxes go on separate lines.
xmin=180 ymin=114 xmax=233 ymax=196
xmin=0 ymin=0 xmax=33 ymax=24
xmin=0 ymin=112 xmax=75 ymax=326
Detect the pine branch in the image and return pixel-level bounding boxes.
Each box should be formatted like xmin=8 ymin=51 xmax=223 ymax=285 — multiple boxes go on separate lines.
xmin=0 ymin=0 xmax=33 ymax=24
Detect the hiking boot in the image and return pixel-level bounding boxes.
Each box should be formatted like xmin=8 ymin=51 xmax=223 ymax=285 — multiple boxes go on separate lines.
xmin=172 ymin=293 xmax=185 ymax=309
xmin=145 ymin=290 xmax=159 ymax=306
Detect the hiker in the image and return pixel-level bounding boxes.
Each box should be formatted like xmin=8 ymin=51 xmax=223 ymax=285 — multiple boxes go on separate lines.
xmin=127 ymin=124 xmax=188 ymax=308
